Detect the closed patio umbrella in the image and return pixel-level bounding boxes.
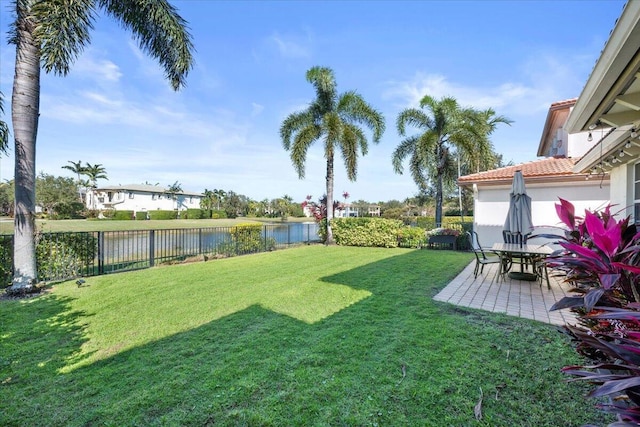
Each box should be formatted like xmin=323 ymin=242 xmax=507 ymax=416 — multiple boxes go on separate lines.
xmin=504 ymin=170 xmax=533 ymax=245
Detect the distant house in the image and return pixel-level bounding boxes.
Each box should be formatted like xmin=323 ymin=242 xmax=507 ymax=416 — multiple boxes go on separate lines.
xmin=334 ymin=203 xmax=359 ymax=218
xmin=565 ymin=1 xmax=640 ymax=224
xmin=85 ymin=184 xmax=203 ymax=215
xmin=459 ymin=98 xmax=610 ymax=247
xmin=368 ymin=205 xmax=381 ymax=217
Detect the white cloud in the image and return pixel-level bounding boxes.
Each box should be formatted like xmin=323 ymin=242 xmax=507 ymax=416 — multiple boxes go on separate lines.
xmin=268 ymin=32 xmax=311 ymax=58
xmin=251 ymin=102 xmax=264 ymax=116
xmin=72 ymin=55 xmax=122 ymax=82
xmin=382 ymin=73 xmax=538 ymax=114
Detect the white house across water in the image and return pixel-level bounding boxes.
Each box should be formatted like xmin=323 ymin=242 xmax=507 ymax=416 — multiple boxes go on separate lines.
xmin=85 ymin=184 xmax=203 ymax=216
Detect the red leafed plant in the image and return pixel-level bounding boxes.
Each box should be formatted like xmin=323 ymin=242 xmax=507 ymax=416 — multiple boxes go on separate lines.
xmin=545 ymin=198 xmax=640 ymax=425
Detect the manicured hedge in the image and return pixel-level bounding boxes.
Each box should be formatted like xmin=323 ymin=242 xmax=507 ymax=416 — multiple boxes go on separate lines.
xmin=135 ymin=211 xmax=148 ymax=220
xmin=147 ymin=210 xmax=178 ymax=220
xmin=183 ymin=209 xmax=209 ymax=219
xmin=112 ymin=210 xmax=134 ymax=220
xmin=332 ymin=217 xmax=406 ymax=248
xmin=415 ymin=216 xmax=473 ymax=230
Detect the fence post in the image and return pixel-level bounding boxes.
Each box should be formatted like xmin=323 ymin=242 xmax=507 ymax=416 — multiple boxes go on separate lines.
xmin=149 ymin=230 xmax=155 ymax=267
xmin=198 ymin=228 xmax=202 ymax=255
xmin=98 ymin=231 xmax=104 ymax=275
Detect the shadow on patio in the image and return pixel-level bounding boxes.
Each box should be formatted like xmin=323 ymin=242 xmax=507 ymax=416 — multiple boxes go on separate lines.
xmin=434 ymin=260 xmax=576 ymax=326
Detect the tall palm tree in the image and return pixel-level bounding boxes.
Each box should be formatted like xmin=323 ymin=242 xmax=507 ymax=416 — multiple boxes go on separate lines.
xmin=61 ymin=160 xmax=86 ymax=202
xmin=280 ymin=66 xmax=385 ymax=244
xmin=393 ymin=95 xmax=510 ymax=227
xmin=7 ymin=0 xmax=194 ymax=293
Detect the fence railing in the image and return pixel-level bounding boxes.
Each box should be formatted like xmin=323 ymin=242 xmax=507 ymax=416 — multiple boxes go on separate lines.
xmin=0 ymin=222 xmax=321 ymax=286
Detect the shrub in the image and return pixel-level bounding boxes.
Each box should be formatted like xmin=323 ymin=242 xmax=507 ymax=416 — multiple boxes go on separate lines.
xmin=397 ymin=226 xmax=426 ymax=248
xmin=36 ymin=232 xmax=98 ymax=281
xmin=211 ymin=209 xmax=227 ymax=219
xmin=332 ymin=217 xmax=404 ymax=248
xmin=148 ymin=210 xmax=178 ymax=220
xmin=228 ymin=223 xmax=270 ymax=255
xmin=545 ymin=198 xmax=640 ymax=424
xmin=184 ymin=209 xmax=208 ymax=219
xmin=112 ymin=210 xmax=134 ymax=220
xmin=135 ymin=211 xmax=148 ymax=220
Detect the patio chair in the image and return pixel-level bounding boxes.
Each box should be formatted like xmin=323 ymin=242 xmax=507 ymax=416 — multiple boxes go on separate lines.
xmin=502 ymin=230 xmax=533 ymax=272
xmin=467 ymin=231 xmax=502 ymax=278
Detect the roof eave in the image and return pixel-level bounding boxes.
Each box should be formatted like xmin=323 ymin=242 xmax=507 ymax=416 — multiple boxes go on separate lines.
xmin=565 ymin=1 xmax=640 ymax=133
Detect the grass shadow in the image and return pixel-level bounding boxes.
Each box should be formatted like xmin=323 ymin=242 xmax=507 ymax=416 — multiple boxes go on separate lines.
xmin=1 ymin=248 xmax=610 ymax=426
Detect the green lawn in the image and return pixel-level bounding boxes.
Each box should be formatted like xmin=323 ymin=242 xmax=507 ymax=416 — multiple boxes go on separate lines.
xmin=0 ymin=246 xmax=609 ymax=426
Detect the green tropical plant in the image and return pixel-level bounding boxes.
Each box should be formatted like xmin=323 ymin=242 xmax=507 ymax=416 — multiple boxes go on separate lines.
xmin=6 ymin=0 xmax=193 ymax=293
xmin=82 ymin=163 xmax=108 ymax=189
xmin=61 ymin=160 xmax=86 ymax=202
xmin=280 ymin=66 xmax=385 ymax=244
xmin=393 ymin=96 xmax=510 ymax=227
xmin=544 ymin=198 xmax=640 ymax=425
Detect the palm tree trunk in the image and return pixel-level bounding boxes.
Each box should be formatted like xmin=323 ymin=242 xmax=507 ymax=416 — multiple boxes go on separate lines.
xmin=10 ymin=8 xmax=40 ymax=292
xmin=325 ymin=152 xmax=335 ymax=245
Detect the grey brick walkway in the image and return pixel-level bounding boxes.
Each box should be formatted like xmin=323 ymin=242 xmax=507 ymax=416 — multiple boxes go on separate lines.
xmin=434 ymin=261 xmax=577 ymax=326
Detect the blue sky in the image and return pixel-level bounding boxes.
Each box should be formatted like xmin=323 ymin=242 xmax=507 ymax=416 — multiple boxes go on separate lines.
xmin=0 ymin=0 xmax=627 ymax=203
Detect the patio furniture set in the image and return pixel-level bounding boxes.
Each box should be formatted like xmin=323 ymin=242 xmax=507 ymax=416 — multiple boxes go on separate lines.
xmin=467 ymin=230 xmax=552 ymax=288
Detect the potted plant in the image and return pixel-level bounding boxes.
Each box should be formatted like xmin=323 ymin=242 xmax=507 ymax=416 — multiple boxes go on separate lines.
xmin=426 ymin=227 xmax=460 ymax=250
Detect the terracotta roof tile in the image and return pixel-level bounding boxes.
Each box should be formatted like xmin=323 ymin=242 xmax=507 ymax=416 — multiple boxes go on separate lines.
xmin=549 ymin=98 xmax=577 ymax=109
xmin=458 ymin=157 xmax=592 ymax=185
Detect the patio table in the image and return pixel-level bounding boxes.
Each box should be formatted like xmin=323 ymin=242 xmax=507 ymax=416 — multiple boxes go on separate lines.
xmin=491 ymin=243 xmax=553 ymax=288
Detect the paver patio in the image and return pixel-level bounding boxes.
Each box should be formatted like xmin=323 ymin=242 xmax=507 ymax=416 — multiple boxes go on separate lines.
xmin=434 ymin=260 xmax=577 ymax=326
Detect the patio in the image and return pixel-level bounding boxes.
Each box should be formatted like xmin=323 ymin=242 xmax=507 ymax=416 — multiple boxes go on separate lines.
xmin=435 ymin=260 xmax=577 ymax=326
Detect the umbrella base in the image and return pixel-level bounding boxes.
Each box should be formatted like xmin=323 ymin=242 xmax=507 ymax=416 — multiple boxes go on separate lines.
xmin=508 ymin=272 xmax=537 ymax=282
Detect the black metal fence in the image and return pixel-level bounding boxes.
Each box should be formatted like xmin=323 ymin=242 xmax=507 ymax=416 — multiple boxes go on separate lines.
xmin=0 ymin=222 xmax=321 ymax=285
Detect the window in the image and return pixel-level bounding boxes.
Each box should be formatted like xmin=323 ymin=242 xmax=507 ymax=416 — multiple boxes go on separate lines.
xmin=128 ymin=192 xmax=134 ymax=199
xmin=635 ymin=163 xmax=640 ymax=225
xmin=152 ymin=193 xmax=158 ymax=200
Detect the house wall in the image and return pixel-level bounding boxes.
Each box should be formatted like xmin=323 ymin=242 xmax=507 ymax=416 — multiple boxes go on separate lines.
xmin=87 ymin=189 xmax=201 ymax=213
xmin=609 ymin=161 xmax=636 ymax=219
xmin=474 ymin=181 xmax=609 ymax=248
xmin=567 ymin=132 xmax=596 ymax=158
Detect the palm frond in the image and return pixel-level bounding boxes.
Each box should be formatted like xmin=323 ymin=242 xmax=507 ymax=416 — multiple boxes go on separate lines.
xmin=340 ymin=124 xmax=366 ymax=181
xmin=337 ymin=91 xmax=385 ymax=143
xmin=392 ymin=136 xmax=418 ymax=174
xmin=290 ymin=124 xmax=321 ymax=179
xmin=396 ymin=108 xmax=431 ymax=136
xmin=33 ymin=0 xmax=97 ymax=75
xmin=280 ymin=109 xmax=313 ymax=149
xmin=102 ymin=0 xmax=194 ymax=90
xmin=0 ymin=92 xmax=9 ymax=155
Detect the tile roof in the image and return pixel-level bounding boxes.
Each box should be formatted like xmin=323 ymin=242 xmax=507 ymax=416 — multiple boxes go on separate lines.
xmin=549 ymin=98 xmax=577 ymax=109
xmin=458 ymin=157 xmax=596 ymax=185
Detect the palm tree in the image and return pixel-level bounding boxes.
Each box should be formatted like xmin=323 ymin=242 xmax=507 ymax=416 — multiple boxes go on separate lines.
xmin=7 ymin=0 xmax=193 ymax=293
xmin=166 ymin=180 xmax=182 ymax=211
xmin=61 ymin=160 xmax=86 ymax=203
xmin=213 ymin=189 xmax=226 ymax=210
xmin=82 ymin=163 xmax=108 ymax=188
xmin=200 ymin=189 xmax=215 ymax=211
xmin=393 ymin=96 xmax=510 ymax=227
xmin=280 ymin=66 xmax=385 ymax=244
